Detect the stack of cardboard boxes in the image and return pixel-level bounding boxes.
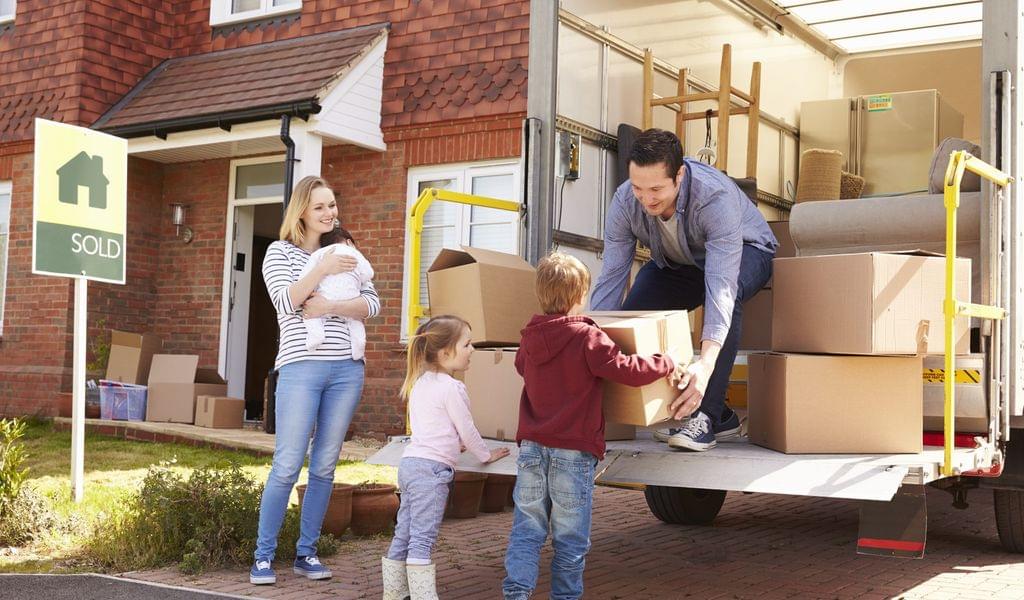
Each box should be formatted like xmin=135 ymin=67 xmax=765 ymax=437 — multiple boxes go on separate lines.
xmin=101 ymin=329 xmax=244 ymax=428
xmin=748 ymin=244 xmax=972 ymax=454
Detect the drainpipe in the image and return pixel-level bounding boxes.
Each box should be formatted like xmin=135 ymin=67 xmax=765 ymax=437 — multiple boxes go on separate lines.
xmin=280 ymin=114 xmax=296 ymax=210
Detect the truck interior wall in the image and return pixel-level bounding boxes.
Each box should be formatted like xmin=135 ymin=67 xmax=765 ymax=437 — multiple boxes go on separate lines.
xmin=843 ymin=45 xmax=982 ymax=144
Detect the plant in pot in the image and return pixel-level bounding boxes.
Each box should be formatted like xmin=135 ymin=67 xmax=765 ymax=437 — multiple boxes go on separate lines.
xmin=296 ymin=481 xmax=356 ymax=537
xmin=350 ymin=481 xmax=399 ymax=536
xmin=445 ymin=471 xmax=487 ymax=519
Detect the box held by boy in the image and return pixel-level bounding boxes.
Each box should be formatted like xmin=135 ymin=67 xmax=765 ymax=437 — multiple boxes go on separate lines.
xmin=771 ymin=251 xmax=970 ymax=355
xmin=146 ymin=354 xmax=227 ymax=424
xmin=458 ymin=348 xmax=635 ymax=442
xmin=747 ymin=352 xmax=922 ymax=454
xmin=587 ymin=310 xmax=693 ymax=426
xmin=427 ymin=246 xmax=541 ymax=346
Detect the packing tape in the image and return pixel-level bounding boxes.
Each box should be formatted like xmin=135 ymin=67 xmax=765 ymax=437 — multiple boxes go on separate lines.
xmin=922 ymin=368 xmax=981 ymax=384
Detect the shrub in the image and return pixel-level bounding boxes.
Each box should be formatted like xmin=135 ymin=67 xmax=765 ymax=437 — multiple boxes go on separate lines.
xmin=0 ymin=486 xmax=56 ymax=547
xmin=86 ymin=463 xmax=338 ymax=573
xmin=0 ymin=418 xmax=28 ymax=507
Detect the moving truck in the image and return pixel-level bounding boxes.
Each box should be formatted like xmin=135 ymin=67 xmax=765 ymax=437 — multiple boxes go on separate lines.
xmin=373 ymin=0 xmax=1024 ymax=556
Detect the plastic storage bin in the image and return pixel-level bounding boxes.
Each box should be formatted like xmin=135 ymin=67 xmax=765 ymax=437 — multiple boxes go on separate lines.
xmin=99 ymin=380 xmax=148 ymax=421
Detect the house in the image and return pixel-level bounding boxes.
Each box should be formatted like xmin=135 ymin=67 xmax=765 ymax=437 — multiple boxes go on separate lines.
xmin=56 ymin=152 xmax=109 ymax=209
xmin=0 ymin=0 xmax=528 ymax=436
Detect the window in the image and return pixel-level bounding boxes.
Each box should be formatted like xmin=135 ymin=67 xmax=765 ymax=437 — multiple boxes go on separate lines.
xmin=0 ymin=181 xmax=11 ymax=334
xmin=0 ymin=0 xmax=15 ymax=24
xmin=209 ymin=0 xmax=301 ymax=27
xmin=403 ymin=162 xmax=522 ymax=336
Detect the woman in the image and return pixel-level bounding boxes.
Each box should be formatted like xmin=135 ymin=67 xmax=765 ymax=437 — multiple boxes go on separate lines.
xmin=250 ymin=176 xmax=380 ymax=585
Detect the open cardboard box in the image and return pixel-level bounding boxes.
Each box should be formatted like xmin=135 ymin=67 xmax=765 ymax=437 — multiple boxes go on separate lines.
xmin=427 ymin=246 xmax=541 ymax=346
xmin=105 ymin=330 xmax=163 ymax=384
xmin=588 ymin=310 xmax=692 ymax=426
xmin=146 ymin=355 xmax=227 ymax=424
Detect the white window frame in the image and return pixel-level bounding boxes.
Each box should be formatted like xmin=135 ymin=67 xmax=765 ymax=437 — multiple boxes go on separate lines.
xmin=0 ymin=1 xmax=15 ymax=24
xmin=0 ymin=181 xmax=11 ymax=335
xmin=209 ymin=0 xmax=301 ymax=27
xmin=400 ymin=160 xmax=523 ymax=339
xmin=217 ymin=155 xmax=285 ymax=376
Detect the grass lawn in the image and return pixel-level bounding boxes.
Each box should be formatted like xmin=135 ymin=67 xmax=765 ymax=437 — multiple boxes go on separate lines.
xmin=0 ymin=419 xmax=396 ymax=574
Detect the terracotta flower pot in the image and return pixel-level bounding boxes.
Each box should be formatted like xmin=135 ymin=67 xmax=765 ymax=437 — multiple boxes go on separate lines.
xmin=56 ymin=393 xmax=73 ymax=418
xmin=296 ymin=482 xmax=355 ymax=537
xmin=350 ymin=483 xmax=399 ymax=536
xmin=445 ymin=471 xmax=487 ymax=519
xmin=480 ymin=474 xmax=516 ymax=513
xmin=57 ymin=392 xmax=101 ymax=418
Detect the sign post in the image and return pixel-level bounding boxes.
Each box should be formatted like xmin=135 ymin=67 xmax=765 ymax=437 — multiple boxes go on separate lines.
xmin=32 ymin=118 xmax=127 ymax=502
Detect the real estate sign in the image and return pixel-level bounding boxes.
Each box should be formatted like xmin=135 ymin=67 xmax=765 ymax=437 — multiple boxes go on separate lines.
xmin=33 ymin=118 xmax=127 ymax=284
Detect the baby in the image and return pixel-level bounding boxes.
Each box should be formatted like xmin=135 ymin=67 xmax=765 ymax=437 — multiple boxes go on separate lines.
xmin=298 ymin=226 xmax=374 ymax=357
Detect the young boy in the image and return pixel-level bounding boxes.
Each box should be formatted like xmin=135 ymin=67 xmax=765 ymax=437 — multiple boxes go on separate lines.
xmin=502 ymin=252 xmax=681 ymax=600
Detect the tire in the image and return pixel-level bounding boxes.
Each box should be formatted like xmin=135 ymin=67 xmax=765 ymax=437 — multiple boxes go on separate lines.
xmin=644 ymin=485 xmax=726 ymax=525
xmin=994 ymin=488 xmax=1024 ymax=553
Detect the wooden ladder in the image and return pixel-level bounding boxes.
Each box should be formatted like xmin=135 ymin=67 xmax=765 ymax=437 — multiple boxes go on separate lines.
xmin=642 ymin=43 xmax=761 ymax=179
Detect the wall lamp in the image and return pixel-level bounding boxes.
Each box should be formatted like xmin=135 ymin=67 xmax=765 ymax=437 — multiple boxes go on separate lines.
xmin=169 ymin=203 xmax=194 ymax=243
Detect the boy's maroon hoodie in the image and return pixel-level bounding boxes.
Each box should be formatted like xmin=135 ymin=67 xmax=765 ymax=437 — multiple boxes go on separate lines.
xmin=514 ymin=314 xmax=675 ymax=459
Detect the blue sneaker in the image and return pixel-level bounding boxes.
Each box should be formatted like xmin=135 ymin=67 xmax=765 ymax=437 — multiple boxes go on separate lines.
xmin=250 ymin=558 xmax=276 ymax=585
xmin=293 ymin=555 xmax=332 ymax=580
xmin=668 ymin=412 xmax=717 ymax=451
xmin=715 ymin=407 xmax=742 ymax=441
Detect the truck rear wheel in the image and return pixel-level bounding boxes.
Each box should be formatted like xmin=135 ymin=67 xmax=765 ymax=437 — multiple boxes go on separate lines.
xmin=994 ymin=488 xmax=1024 ymax=553
xmin=644 ymin=485 xmax=726 ymax=525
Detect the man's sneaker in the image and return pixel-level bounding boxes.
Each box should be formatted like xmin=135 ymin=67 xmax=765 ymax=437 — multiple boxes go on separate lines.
xmin=715 ymin=408 xmax=742 ymax=441
xmin=668 ymin=412 xmax=717 ymax=451
xmin=250 ymin=559 xmax=276 ymax=585
xmin=293 ymin=555 xmax=332 ymax=580
xmin=653 ymin=425 xmax=685 ymax=442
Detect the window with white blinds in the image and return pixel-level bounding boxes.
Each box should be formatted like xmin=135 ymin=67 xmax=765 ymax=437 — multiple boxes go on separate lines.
xmin=0 ymin=182 xmax=11 ymax=334
xmin=0 ymin=1 xmax=15 ymax=23
xmin=403 ymin=162 xmax=521 ymax=336
xmin=210 ymin=0 xmax=300 ymax=26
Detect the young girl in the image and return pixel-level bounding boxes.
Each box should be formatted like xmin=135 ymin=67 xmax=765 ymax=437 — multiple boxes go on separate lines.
xmin=297 ymin=225 xmax=374 ymax=354
xmin=382 ymin=315 xmax=510 ymax=600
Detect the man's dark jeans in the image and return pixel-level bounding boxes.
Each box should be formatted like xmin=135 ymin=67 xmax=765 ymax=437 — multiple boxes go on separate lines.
xmin=621 ymin=246 xmax=773 ymax=427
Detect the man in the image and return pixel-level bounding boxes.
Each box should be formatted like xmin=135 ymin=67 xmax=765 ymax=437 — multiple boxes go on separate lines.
xmin=590 ymin=128 xmax=777 ymax=451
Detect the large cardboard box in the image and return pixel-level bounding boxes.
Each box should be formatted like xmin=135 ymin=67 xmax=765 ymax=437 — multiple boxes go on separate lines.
xmin=923 ymin=354 xmax=987 ymax=433
xmin=427 ymin=246 xmax=541 ymax=346
xmin=747 ymin=353 xmax=922 ymax=454
xmin=769 ymin=221 xmax=796 ymax=259
xmin=771 ymin=251 xmax=971 ymax=355
xmin=459 ymin=348 xmax=636 ymax=442
xmin=739 ymin=289 xmax=772 ymax=350
xmin=588 ymin=311 xmax=693 ymax=426
xmin=105 ymin=330 xmax=163 ymax=384
xmin=146 ymin=355 xmax=227 ymax=423
xmin=725 ymin=354 xmax=748 ymax=409
xmin=194 ymin=395 xmax=245 ymax=429
xmin=689 ymin=306 xmax=703 ymax=349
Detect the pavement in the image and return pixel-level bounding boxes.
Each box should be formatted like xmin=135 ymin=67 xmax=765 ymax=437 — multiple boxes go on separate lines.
xmin=126 ymin=482 xmax=1024 ymax=599
xmin=0 ymin=574 xmax=251 ymax=599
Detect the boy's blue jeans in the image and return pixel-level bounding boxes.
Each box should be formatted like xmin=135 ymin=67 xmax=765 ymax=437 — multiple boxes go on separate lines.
xmin=503 ymin=441 xmax=598 ymax=600
xmin=254 ymin=359 xmax=364 ymax=561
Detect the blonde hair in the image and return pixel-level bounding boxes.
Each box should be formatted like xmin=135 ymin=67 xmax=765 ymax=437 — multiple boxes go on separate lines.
xmin=401 ymin=315 xmax=471 ymax=398
xmin=536 ymin=252 xmax=591 ymax=314
xmin=279 ymin=176 xmax=334 ymax=245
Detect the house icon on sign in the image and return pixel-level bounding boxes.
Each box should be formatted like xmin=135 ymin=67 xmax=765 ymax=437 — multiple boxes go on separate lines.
xmin=57 ymin=151 xmax=109 ymax=209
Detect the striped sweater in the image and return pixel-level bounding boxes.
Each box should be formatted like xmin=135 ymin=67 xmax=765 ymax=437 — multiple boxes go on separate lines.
xmin=262 ymin=240 xmax=381 ymax=369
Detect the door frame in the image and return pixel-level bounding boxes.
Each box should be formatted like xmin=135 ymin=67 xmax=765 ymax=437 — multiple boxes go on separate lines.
xmin=217 ymin=155 xmax=285 ymax=384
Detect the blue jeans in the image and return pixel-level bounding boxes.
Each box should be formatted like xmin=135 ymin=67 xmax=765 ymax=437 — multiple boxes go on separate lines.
xmin=386 ymin=457 xmax=454 ymax=562
xmin=621 ymin=245 xmax=773 ymax=427
xmin=254 ymin=359 xmax=365 ymax=560
xmin=503 ymin=441 xmax=598 ymax=600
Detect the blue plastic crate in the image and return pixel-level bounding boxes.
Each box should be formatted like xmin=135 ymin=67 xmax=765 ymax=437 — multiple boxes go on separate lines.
xmin=99 ymin=380 xmax=147 ymax=421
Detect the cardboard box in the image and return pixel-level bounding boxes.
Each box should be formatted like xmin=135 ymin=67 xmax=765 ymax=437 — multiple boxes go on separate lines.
xmin=739 ymin=289 xmax=772 ymax=351
xmin=146 ymin=354 xmax=227 ymax=423
xmin=923 ymin=354 xmax=987 ymax=433
xmin=588 ymin=311 xmax=693 ymax=426
xmin=427 ymin=246 xmax=541 ymax=346
xmin=726 ymin=354 xmax=748 ymax=409
xmin=194 ymin=395 xmax=245 ymax=429
xmin=459 ymin=348 xmax=636 ymax=441
xmin=747 ymin=352 xmax=922 ymax=454
xmin=771 ymin=251 xmax=971 ymax=355
xmin=689 ymin=306 xmax=703 ymax=349
xmin=105 ymin=330 xmax=163 ymax=384
xmin=769 ymin=221 xmax=796 ymax=259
